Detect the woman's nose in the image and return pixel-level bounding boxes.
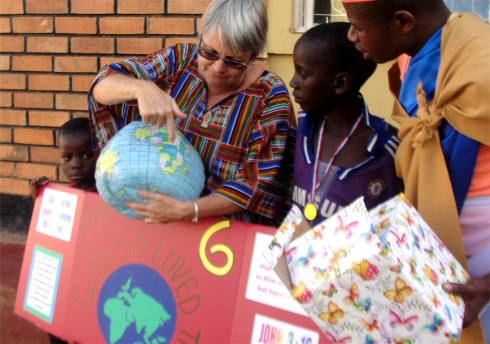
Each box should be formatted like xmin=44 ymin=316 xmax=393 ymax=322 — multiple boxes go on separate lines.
xmin=211 ymin=58 xmax=227 ymax=72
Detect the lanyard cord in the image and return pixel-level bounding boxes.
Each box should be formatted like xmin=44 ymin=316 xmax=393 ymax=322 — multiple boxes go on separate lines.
xmin=309 ymin=114 xmax=363 ymax=205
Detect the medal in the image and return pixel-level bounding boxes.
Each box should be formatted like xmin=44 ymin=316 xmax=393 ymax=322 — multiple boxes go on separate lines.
xmin=304 ymin=203 xmax=317 ymax=220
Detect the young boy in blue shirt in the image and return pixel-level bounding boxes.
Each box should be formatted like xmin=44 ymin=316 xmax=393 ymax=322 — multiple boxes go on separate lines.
xmin=342 ymin=1 xmax=489 ymax=340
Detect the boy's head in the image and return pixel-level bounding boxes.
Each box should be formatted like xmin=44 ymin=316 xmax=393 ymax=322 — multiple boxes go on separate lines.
xmin=289 ymin=22 xmax=376 ymax=114
xmin=58 ymin=117 xmax=96 ymax=190
xmin=343 ymin=0 xmax=449 ymax=63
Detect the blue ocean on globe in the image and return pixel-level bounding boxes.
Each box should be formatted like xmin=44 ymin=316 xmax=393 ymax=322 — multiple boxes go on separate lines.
xmin=95 ymin=121 xmax=205 ymax=219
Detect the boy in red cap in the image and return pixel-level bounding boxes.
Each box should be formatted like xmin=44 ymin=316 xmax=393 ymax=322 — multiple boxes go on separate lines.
xmin=342 ymin=0 xmax=489 ymax=342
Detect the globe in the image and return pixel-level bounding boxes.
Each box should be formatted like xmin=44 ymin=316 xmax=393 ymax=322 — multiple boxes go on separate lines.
xmin=95 ymin=121 xmax=205 ymax=219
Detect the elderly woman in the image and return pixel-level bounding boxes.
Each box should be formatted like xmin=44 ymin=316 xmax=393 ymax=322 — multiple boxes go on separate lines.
xmin=88 ymin=0 xmax=296 ymax=226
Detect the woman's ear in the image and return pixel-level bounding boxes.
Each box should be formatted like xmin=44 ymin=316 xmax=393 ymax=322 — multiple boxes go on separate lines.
xmin=334 ymin=72 xmax=350 ymax=95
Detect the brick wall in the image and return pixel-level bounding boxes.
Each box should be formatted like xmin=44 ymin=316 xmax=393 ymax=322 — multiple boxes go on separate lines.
xmin=0 ymin=0 xmax=211 ymax=197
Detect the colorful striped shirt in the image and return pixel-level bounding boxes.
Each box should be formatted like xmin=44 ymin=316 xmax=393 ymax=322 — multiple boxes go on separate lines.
xmin=88 ymin=43 xmax=296 ymax=225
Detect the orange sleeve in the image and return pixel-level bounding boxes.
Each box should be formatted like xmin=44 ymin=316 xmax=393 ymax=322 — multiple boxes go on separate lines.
xmin=467 ymin=144 xmax=490 ymax=198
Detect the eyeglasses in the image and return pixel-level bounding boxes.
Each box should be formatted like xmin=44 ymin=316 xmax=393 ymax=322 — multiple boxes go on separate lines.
xmin=198 ymin=40 xmax=251 ymax=71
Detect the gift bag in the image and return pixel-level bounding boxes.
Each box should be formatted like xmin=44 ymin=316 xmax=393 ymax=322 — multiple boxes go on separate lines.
xmin=264 ymin=194 xmax=467 ymax=343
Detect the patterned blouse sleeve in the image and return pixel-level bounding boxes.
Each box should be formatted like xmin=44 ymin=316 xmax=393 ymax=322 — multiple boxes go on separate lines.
xmin=213 ymin=78 xmax=297 ymax=221
xmin=87 ymin=44 xmax=196 ymax=155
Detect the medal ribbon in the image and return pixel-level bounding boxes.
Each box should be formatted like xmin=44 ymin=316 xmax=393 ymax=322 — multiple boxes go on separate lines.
xmin=309 ymin=114 xmax=363 ymax=207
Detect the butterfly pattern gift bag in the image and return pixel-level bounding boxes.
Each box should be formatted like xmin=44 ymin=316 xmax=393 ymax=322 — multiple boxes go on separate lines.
xmin=264 ymin=194 xmax=467 ymax=343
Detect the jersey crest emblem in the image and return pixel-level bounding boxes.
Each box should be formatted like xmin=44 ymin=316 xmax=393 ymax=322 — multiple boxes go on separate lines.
xmin=367 ymin=179 xmax=385 ymax=199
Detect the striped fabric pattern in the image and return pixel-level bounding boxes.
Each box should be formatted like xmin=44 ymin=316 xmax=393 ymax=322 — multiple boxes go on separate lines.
xmin=87 ymin=43 xmax=296 ymax=225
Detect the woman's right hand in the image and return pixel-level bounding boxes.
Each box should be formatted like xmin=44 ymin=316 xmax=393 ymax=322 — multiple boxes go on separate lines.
xmin=92 ymin=74 xmax=187 ymax=142
xmin=132 ymin=79 xmax=187 ymax=142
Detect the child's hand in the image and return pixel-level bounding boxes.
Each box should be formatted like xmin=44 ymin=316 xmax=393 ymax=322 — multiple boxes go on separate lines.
xmin=30 ymin=177 xmax=51 ymax=200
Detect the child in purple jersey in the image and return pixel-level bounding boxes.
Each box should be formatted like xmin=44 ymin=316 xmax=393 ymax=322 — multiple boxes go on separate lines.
xmin=289 ymin=22 xmax=404 ymax=226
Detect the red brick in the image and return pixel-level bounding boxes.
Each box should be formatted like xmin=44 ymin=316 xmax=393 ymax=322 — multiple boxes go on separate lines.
xmin=54 ymin=129 xmax=59 ymax=146
xmin=25 ymin=0 xmax=68 ymax=14
xmin=72 ymin=75 xmax=96 ymax=92
xmin=0 ymin=161 xmax=15 ymax=176
xmin=12 ymin=55 xmax=52 ymax=72
xmin=100 ymin=17 xmax=145 ymax=34
xmin=71 ymin=37 xmax=114 ymax=54
xmin=28 ymin=74 xmax=69 ymax=91
xmin=55 ymin=93 xmax=87 ymax=111
xmin=0 ymin=0 xmax=23 ymax=14
xmin=0 ymin=17 xmax=11 ymax=33
xmin=0 ymin=128 xmax=12 ymax=143
xmin=27 ymin=37 xmax=68 ymax=53
xmin=28 ymin=110 xmax=69 ymax=127
xmin=0 ymin=144 xmax=28 ymax=161
xmin=12 ymin=17 xmax=53 ymax=33
xmin=0 ymin=36 xmax=24 ymax=53
xmin=0 ymin=109 xmax=26 ymax=125
xmin=71 ymin=0 xmax=114 ymax=14
xmin=14 ymin=92 xmax=53 ymax=109
xmin=117 ymin=37 xmax=162 ymax=55
xmin=99 ymin=56 xmax=133 ymax=67
xmin=118 ymin=0 xmax=163 ymax=14
xmin=54 ymin=56 xmax=97 ymax=73
xmin=16 ymin=162 xmax=57 ymax=180
xmin=30 ymin=146 xmax=60 ymax=164
xmin=55 ymin=17 xmax=96 ymax=34
xmin=148 ymin=17 xmax=194 ymax=35
xmin=0 ymin=91 xmax=12 ymax=107
xmin=0 ymin=55 xmax=9 ymax=70
xmin=14 ymin=127 xmax=54 ymax=145
xmin=0 ymin=177 xmax=29 ymax=195
xmin=72 ymin=111 xmax=87 ymax=118
xmin=0 ymin=73 xmax=26 ymax=90
xmin=168 ymin=0 xmax=211 ymax=14
xmin=165 ymin=37 xmax=198 ymax=46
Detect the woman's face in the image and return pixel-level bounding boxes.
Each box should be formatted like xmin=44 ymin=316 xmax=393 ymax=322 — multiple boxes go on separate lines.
xmin=197 ymin=31 xmax=253 ymax=92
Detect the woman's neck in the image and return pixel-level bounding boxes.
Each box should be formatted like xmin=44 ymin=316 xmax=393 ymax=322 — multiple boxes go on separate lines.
xmin=205 ymin=73 xmax=248 ymax=111
xmin=205 ymin=64 xmax=265 ymax=111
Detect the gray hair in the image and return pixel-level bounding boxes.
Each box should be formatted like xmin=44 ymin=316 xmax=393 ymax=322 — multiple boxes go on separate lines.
xmin=198 ymin=0 xmax=268 ymax=58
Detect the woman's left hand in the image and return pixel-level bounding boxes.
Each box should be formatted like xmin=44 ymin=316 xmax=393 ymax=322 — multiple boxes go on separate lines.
xmin=442 ymin=273 xmax=490 ymax=327
xmin=126 ymin=190 xmax=191 ymax=224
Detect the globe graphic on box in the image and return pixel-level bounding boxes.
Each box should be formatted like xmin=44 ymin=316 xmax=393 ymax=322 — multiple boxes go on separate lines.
xmin=95 ymin=121 xmax=205 ymax=219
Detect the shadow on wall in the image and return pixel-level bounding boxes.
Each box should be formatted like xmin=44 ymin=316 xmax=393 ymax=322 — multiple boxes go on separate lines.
xmin=0 ymin=194 xmax=34 ymax=235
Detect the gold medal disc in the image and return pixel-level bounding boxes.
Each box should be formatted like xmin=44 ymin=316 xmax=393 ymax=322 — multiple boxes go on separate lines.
xmin=304 ymin=203 xmax=317 ymax=221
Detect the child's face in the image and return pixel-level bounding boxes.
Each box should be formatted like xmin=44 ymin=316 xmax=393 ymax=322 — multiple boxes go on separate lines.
xmin=344 ymin=3 xmax=401 ymax=64
xmin=290 ymin=40 xmax=337 ymax=114
xmin=59 ymin=133 xmax=96 ymax=190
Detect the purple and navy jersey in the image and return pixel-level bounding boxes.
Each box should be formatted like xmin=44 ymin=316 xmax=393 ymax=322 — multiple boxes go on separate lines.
xmin=292 ymin=94 xmax=404 ymax=227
